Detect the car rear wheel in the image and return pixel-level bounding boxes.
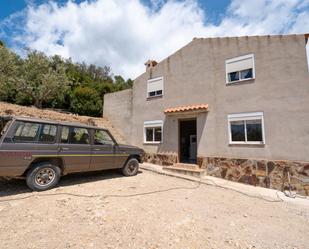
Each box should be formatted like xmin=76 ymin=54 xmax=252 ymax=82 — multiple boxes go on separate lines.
xmin=122 ymin=158 xmax=139 ymax=176
xmin=26 ymin=163 xmax=61 ymax=191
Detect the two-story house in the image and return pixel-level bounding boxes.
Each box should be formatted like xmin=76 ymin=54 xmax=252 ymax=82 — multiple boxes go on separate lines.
xmin=104 ymin=34 xmax=309 ymax=195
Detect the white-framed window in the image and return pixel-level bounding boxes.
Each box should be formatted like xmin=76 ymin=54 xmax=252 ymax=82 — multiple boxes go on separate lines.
xmin=147 ymin=77 xmax=163 ymax=98
xmin=144 ymin=120 xmax=163 ymax=143
xmin=228 ymin=112 xmax=265 ymax=144
xmin=225 ymin=54 xmax=255 ymax=84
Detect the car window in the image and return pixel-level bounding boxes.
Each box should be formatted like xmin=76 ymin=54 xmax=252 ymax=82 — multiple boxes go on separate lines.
xmin=94 ymin=130 xmax=114 ymax=145
xmin=13 ymin=122 xmax=40 ymax=142
xmin=61 ymin=126 xmax=90 ymax=144
xmin=0 ymin=119 xmax=12 ymax=139
xmin=38 ymin=124 xmax=57 ymax=143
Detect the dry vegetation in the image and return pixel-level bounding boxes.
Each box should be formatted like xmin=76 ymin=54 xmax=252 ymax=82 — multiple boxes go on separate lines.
xmin=0 ymin=102 xmax=126 ymax=143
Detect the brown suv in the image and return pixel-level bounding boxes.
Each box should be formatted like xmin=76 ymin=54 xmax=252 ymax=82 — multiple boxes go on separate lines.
xmin=0 ymin=116 xmax=144 ymax=191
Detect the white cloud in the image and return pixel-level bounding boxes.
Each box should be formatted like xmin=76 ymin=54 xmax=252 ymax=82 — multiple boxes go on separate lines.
xmin=5 ymin=0 xmax=309 ymax=78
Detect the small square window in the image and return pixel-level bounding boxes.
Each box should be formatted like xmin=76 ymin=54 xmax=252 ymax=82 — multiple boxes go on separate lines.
xmin=144 ymin=121 xmax=163 ymax=143
xmin=147 ymin=77 xmax=163 ymax=98
xmin=226 ymin=54 xmax=255 ymax=84
xmin=228 ymin=112 xmax=264 ymax=144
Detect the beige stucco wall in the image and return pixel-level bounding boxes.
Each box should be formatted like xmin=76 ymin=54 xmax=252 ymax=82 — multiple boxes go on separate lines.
xmin=103 ymin=89 xmax=133 ymax=141
xmin=104 ymin=34 xmax=309 ymax=162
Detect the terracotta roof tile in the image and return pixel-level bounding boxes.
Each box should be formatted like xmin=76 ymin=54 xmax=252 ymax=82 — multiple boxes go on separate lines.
xmin=164 ymin=104 xmax=209 ymax=114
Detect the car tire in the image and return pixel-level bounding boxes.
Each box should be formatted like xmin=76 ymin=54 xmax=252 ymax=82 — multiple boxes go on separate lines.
xmin=26 ymin=163 xmax=61 ymax=191
xmin=122 ymin=158 xmax=139 ymax=176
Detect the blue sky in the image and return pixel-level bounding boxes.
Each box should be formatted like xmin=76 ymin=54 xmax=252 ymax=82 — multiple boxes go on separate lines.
xmin=0 ymin=0 xmax=231 ymax=47
xmin=0 ymin=0 xmax=308 ymax=78
xmin=0 ymin=0 xmax=231 ymax=20
xmin=0 ymin=0 xmax=83 ymax=19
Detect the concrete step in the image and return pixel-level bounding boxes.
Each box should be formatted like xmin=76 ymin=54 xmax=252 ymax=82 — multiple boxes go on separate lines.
xmin=163 ymin=165 xmax=206 ymax=178
xmin=174 ymin=163 xmax=200 ymax=170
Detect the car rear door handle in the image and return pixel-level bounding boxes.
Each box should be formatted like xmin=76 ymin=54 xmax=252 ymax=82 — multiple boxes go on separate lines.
xmin=93 ymin=148 xmax=102 ymax=151
xmin=61 ymin=147 xmax=70 ymax=151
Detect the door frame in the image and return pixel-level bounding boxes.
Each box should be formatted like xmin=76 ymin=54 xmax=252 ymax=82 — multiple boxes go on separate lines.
xmin=178 ymin=118 xmax=197 ymax=164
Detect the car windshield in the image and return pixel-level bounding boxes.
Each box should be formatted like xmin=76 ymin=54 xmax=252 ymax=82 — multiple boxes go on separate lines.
xmin=0 ymin=118 xmax=12 ymax=139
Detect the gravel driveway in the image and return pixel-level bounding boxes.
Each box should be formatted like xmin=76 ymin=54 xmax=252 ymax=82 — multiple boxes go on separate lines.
xmin=0 ymin=168 xmax=308 ymax=249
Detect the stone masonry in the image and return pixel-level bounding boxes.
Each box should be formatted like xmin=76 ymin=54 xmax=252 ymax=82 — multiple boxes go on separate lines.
xmin=143 ymin=153 xmax=309 ymax=196
xmin=199 ymin=157 xmax=309 ymax=196
xmin=142 ymin=153 xmax=177 ymax=166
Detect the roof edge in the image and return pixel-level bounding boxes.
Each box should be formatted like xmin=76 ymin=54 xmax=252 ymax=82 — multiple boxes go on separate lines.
xmin=135 ymin=33 xmax=308 ymax=81
xmin=164 ymin=104 xmax=209 ymax=114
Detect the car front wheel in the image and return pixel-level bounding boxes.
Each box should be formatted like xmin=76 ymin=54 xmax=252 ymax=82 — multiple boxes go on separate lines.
xmin=122 ymin=158 xmax=139 ymax=176
xmin=26 ymin=163 xmax=61 ymax=191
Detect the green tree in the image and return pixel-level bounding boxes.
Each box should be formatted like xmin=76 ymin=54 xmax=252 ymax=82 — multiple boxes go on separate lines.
xmin=126 ymin=78 xmax=133 ymax=88
xmin=0 ymin=43 xmax=133 ymax=117
xmin=70 ymin=86 xmax=102 ymax=116
xmin=18 ymin=51 xmax=69 ymax=108
xmin=113 ymin=75 xmax=133 ymax=91
xmin=0 ymin=44 xmax=22 ymax=102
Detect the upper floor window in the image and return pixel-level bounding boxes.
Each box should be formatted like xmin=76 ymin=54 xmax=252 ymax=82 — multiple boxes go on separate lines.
xmin=144 ymin=120 xmax=163 ymax=143
xmin=147 ymin=77 xmax=163 ymax=98
xmin=226 ymin=54 xmax=255 ymax=84
xmin=228 ymin=112 xmax=265 ymax=145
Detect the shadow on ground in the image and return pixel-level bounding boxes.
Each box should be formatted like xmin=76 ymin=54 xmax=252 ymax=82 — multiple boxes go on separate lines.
xmin=0 ymin=170 xmax=143 ymax=198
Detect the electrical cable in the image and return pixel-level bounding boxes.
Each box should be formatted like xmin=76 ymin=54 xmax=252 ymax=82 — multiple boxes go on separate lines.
xmin=0 ymin=168 xmax=308 ymax=203
xmin=0 ymin=183 xmax=202 ymax=203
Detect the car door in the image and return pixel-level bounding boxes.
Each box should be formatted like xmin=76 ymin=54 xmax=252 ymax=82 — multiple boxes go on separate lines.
xmin=90 ymin=129 xmax=116 ymax=170
xmin=0 ymin=120 xmax=41 ymax=176
xmin=0 ymin=121 xmax=59 ymax=176
xmin=58 ymin=126 xmax=91 ymax=173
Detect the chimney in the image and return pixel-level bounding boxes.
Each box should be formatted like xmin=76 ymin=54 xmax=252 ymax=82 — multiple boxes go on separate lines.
xmin=144 ymin=59 xmax=158 ymax=70
xmin=144 ymin=60 xmax=158 ymax=78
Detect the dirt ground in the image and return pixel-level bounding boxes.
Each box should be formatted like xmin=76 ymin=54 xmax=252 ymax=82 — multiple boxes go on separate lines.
xmin=0 ymin=168 xmax=308 ymax=249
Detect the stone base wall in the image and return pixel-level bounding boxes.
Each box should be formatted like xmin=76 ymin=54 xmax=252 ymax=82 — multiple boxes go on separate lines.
xmin=142 ymin=153 xmax=177 ymax=166
xmin=143 ymin=153 xmax=309 ymax=196
xmin=198 ymin=156 xmax=309 ymax=196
